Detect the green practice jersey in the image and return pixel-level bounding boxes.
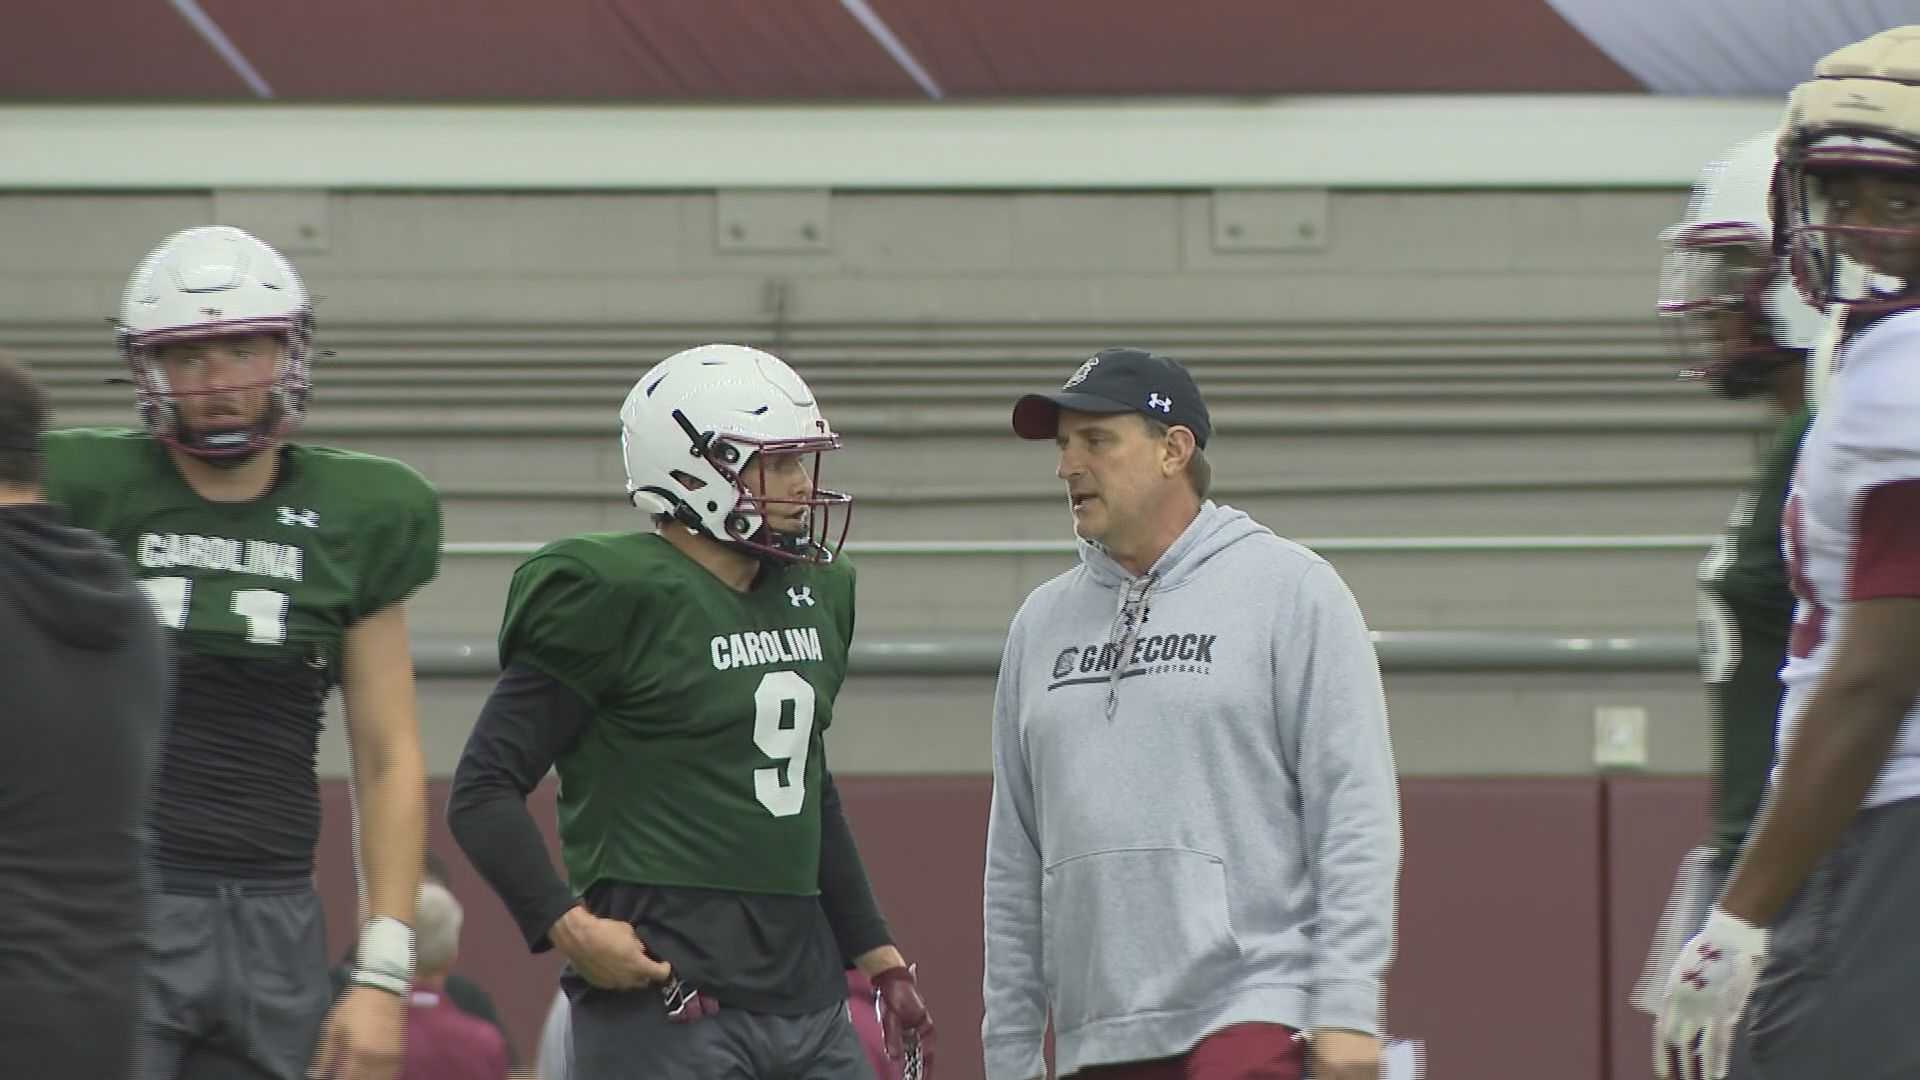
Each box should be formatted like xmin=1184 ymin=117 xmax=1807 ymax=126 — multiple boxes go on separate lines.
xmin=498 ymin=532 xmax=855 ymax=898
xmin=41 ymin=428 xmax=442 ymax=673
xmin=1697 ymin=409 xmax=1808 ymax=855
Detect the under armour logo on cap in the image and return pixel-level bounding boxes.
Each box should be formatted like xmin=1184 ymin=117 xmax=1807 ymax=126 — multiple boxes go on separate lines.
xmin=1012 ymin=346 xmax=1213 ymax=449
xmin=788 ymin=586 xmax=816 ymax=607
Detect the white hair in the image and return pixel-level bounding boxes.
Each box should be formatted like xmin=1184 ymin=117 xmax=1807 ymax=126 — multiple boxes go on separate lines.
xmin=414 ymin=881 xmax=464 ymax=977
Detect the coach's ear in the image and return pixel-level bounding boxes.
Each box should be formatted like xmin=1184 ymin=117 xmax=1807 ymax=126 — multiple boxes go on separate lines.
xmin=1158 ymin=424 xmax=1196 ymax=478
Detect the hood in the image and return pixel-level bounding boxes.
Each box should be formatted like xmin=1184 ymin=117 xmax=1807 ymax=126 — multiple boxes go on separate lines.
xmin=0 ymin=503 xmax=147 ymax=650
xmin=1078 ymin=500 xmax=1269 ymax=589
xmin=1077 ymin=501 xmax=1272 ymax=719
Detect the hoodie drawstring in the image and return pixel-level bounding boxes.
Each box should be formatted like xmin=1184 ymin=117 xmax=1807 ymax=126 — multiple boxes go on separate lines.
xmin=1104 ymin=571 xmax=1158 ymax=719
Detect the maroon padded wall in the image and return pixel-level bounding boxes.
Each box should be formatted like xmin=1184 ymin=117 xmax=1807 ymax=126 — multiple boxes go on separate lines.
xmin=315 ymin=775 xmax=1712 ymax=1080
xmin=1392 ymin=778 xmax=1608 ymax=1080
xmin=1605 ymin=778 xmax=1714 ymax=1080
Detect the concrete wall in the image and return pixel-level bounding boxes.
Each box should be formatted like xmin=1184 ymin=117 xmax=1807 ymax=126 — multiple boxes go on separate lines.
xmin=7 ymin=187 xmax=1741 ymax=1078
xmin=0 ymin=189 xmax=1683 ymax=328
xmin=1 ymin=186 xmax=1749 ymax=781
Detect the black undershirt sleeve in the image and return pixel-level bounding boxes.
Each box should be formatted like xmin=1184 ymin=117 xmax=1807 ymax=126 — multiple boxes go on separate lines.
xmin=816 ymin=767 xmax=894 ymax=963
xmin=447 ymin=662 xmax=591 ymax=953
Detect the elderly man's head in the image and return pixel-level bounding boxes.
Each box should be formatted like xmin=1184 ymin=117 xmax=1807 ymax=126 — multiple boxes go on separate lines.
xmin=415 ymin=881 xmax=464 ymax=981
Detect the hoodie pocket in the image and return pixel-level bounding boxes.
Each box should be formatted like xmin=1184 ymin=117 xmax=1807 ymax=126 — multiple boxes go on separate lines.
xmin=1042 ymin=847 xmax=1242 ymax=1032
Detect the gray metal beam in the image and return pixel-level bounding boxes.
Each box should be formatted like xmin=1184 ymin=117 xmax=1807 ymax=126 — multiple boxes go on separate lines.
xmin=412 ymin=630 xmax=1696 ymax=678
xmin=443 ymin=535 xmax=1718 ymax=559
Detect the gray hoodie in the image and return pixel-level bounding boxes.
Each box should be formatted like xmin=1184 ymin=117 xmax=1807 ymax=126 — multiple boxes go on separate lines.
xmin=982 ymin=502 xmax=1401 ymax=1079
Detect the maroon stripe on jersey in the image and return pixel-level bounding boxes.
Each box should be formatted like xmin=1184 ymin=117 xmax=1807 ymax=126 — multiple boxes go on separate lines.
xmin=1786 ymin=491 xmax=1827 ymax=660
xmin=1851 ymin=479 xmax=1920 ymax=601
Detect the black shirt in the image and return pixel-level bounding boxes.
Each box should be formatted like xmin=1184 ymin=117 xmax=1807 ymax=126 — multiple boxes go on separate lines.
xmin=0 ymin=503 xmax=169 ymax=1073
xmin=152 ymin=652 xmax=330 ymax=882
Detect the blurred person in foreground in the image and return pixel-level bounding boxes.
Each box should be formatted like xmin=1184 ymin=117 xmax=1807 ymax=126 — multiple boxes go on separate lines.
xmin=1629 ymin=130 xmax=1820 ymax=1047
xmin=983 ymin=348 xmax=1401 ymax=1080
xmin=1657 ymin=26 xmax=1920 ymax=1080
xmin=0 ymin=353 xmax=169 ymax=1076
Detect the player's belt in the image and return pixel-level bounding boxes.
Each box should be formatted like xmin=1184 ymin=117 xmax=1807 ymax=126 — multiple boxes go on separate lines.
xmin=154 ymin=868 xmax=314 ymax=896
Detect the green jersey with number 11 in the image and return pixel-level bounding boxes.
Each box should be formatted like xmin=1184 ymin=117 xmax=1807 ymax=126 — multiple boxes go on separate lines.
xmin=498 ymin=531 xmax=855 ymax=898
xmin=41 ymin=428 xmax=442 ymax=674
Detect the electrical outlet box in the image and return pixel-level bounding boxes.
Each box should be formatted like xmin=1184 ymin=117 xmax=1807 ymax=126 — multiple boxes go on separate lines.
xmin=1593 ymin=706 xmax=1649 ymax=770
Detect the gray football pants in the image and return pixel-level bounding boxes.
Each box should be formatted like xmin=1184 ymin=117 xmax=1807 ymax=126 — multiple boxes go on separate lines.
xmin=569 ymin=984 xmax=875 ymax=1080
xmin=139 ymin=880 xmax=332 ymax=1080
xmin=1728 ymin=795 xmax=1920 ymax=1079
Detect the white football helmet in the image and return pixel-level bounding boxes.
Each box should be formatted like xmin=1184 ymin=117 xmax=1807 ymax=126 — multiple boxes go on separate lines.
xmin=1657 ymin=131 xmax=1824 ymax=399
xmin=1777 ymin=25 xmax=1920 ymax=313
xmin=118 ymin=226 xmax=314 ymax=457
xmin=620 ymin=344 xmax=850 ymax=563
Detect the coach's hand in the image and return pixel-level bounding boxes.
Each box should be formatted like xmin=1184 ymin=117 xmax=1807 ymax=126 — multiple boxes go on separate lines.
xmin=550 ymin=905 xmax=674 ymax=990
xmin=308 ymin=985 xmax=405 ymax=1080
xmin=1308 ymin=1028 xmax=1382 ymax=1080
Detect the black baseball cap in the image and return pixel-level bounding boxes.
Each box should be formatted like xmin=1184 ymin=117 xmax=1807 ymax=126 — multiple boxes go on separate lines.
xmin=1012 ymin=347 xmax=1212 ymax=449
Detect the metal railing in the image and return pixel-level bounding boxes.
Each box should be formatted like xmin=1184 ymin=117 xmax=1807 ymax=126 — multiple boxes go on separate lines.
xmin=412 ymin=630 xmax=1697 ymax=678
xmin=443 ymin=534 xmax=1718 ymax=559
xmin=417 ymin=534 xmax=1712 ymax=675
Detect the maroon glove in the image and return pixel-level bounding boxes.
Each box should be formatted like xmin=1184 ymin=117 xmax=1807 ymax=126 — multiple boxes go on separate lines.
xmin=872 ymin=965 xmax=935 ymax=1080
xmin=660 ymin=974 xmax=720 ymax=1023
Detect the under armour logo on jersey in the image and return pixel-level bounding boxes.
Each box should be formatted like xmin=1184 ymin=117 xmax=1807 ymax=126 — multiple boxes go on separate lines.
xmin=787 ymin=586 xmax=816 ymax=608
xmin=277 ymin=507 xmax=320 ymax=528
xmin=1062 ymin=355 xmax=1101 ymax=389
xmin=1147 ymin=393 xmax=1172 ymax=412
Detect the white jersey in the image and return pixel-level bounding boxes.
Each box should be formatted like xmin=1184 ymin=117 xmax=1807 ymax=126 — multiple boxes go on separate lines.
xmin=1777 ymin=309 xmax=1920 ymax=808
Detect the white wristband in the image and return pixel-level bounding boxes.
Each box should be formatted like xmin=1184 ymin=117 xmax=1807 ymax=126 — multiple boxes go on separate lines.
xmin=352 ymin=915 xmax=416 ymax=996
xmin=349 ymin=968 xmax=410 ymax=996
